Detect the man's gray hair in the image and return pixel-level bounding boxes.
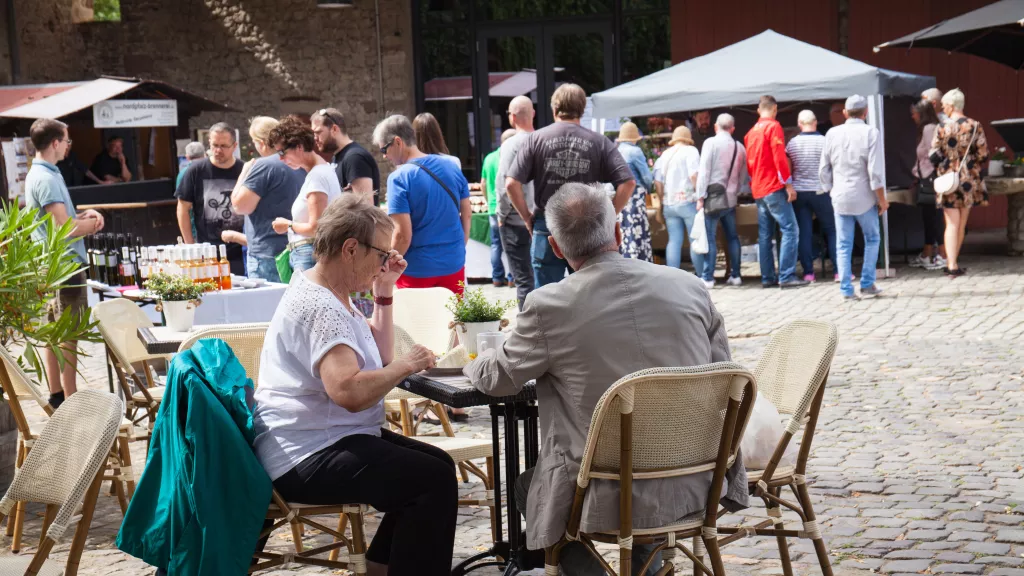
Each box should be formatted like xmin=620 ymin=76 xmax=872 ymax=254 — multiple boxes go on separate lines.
xmin=184 ymin=141 xmax=206 ymax=160
xmin=545 ymin=182 xmax=616 ymax=262
xmin=715 ymin=113 xmax=735 ymax=130
xmin=797 ymin=110 xmax=817 ymax=125
xmin=372 ymin=114 xmax=416 ymax=148
xmin=209 ymin=122 xmax=236 ymax=143
xmin=922 ymin=88 xmax=942 ymax=103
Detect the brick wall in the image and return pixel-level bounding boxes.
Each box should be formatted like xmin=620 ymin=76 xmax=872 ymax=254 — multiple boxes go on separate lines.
xmin=3 ymin=0 xmax=414 ymax=175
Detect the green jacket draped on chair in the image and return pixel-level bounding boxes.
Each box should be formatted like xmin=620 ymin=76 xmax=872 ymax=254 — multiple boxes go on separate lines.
xmin=117 ymin=338 xmax=272 ymax=575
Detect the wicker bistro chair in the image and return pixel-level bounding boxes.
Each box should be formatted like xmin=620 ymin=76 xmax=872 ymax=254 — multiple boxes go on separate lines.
xmin=175 ymin=327 xmax=371 ymax=574
xmin=0 ymin=390 xmax=123 ymax=576
xmin=545 ymin=363 xmax=756 ymax=576
xmin=0 ymin=345 xmax=142 ymax=553
xmin=717 ymin=320 xmax=839 ymax=576
xmin=93 ymin=299 xmax=168 ymax=428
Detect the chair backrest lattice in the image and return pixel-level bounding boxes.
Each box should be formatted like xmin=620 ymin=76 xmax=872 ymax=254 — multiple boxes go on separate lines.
xmin=579 ymin=363 xmax=756 ymax=484
xmin=93 ymin=299 xmax=159 ymax=367
xmin=393 ymin=287 xmax=456 ymax=355
xmin=177 ymin=323 xmax=269 ymax=383
xmin=753 ymin=320 xmax=838 ymax=421
xmin=0 ymin=390 xmax=121 ymax=541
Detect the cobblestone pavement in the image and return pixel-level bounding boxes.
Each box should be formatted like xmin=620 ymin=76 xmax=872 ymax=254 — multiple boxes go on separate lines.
xmin=2 ymin=247 xmax=1023 ymax=575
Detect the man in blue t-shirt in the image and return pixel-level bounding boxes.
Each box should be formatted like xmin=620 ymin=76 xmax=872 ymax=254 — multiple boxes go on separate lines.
xmin=24 ymin=118 xmax=106 ymax=409
xmin=373 ymin=115 xmax=471 ymax=293
xmin=231 ymin=148 xmax=305 ymax=281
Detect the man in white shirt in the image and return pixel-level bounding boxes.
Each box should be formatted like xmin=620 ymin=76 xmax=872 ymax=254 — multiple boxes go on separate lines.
xmin=653 ymin=126 xmax=703 ymax=275
xmin=696 ymin=114 xmax=748 ymax=287
xmin=819 ymin=95 xmax=889 ymax=300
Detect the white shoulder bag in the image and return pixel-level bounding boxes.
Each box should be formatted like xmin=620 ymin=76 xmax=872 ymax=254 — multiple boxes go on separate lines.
xmin=934 ymin=123 xmax=978 ymax=197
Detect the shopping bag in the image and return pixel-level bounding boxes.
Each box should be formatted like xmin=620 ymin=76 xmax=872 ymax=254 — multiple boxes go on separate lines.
xmin=740 ymin=392 xmax=797 ymax=470
xmin=275 ymin=248 xmax=293 ymax=284
xmin=690 ymin=208 xmax=709 ymax=255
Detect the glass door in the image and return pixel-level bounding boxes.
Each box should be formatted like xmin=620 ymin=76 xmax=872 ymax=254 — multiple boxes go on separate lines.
xmin=474 ymin=20 xmax=613 ymax=170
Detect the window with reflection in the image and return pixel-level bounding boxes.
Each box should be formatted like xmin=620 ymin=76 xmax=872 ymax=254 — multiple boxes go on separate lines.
xmin=419 ymin=25 xmax=476 ymax=177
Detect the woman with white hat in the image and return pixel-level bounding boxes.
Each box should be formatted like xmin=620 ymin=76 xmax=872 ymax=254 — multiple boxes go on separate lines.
xmin=615 ymin=122 xmax=654 ymax=261
xmin=653 ymin=126 xmax=703 ymax=273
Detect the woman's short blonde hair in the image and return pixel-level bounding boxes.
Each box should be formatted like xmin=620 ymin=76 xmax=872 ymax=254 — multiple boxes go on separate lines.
xmin=941 ymin=89 xmax=965 ymax=112
xmin=314 ymin=195 xmax=394 ymax=261
xmin=248 ymin=116 xmax=279 ymax=144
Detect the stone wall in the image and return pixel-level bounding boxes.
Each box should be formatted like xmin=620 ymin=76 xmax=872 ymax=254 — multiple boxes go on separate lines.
xmin=3 ymin=0 xmax=414 ymax=173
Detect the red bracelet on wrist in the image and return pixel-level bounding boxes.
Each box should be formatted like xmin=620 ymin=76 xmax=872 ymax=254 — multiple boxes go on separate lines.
xmin=374 ymin=295 xmax=393 ymax=306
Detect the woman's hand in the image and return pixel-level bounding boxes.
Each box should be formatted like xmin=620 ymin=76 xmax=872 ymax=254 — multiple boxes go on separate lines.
xmin=221 ymin=230 xmax=247 ymax=245
xmin=399 ymin=344 xmax=436 ymax=374
xmin=373 ymin=250 xmax=407 ymax=293
xmin=272 ymin=218 xmax=291 ymax=235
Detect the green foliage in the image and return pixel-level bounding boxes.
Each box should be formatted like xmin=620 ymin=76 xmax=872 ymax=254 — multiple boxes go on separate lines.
xmin=0 ymin=203 xmax=101 ymax=381
xmin=144 ymin=272 xmax=215 ymax=302
xmin=446 ymin=284 xmax=516 ymax=323
xmin=92 ymin=0 xmax=121 ymax=22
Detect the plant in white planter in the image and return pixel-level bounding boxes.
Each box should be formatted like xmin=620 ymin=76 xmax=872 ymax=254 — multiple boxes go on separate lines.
xmin=144 ymin=273 xmax=216 ymax=332
xmin=446 ymin=284 xmax=516 ymax=357
xmin=990 ymin=146 xmax=1008 ymax=177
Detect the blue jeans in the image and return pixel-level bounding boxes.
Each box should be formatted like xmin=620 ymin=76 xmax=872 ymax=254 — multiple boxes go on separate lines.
xmin=247 ymin=254 xmax=281 ymax=282
xmin=663 ymin=202 xmax=704 ymax=275
xmin=835 ymin=207 xmax=881 ymax=296
xmin=703 ymin=208 xmax=741 ymax=281
xmin=532 ymin=216 xmax=570 ymax=288
xmin=756 ymin=190 xmax=799 ymax=284
xmin=290 ymin=243 xmax=315 ymax=273
xmin=489 ymin=215 xmax=511 ymax=283
xmin=793 ymin=192 xmax=837 ymax=276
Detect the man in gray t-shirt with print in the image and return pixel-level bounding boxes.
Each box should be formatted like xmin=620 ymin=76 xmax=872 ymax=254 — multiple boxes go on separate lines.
xmin=506 ymin=84 xmax=635 ymax=288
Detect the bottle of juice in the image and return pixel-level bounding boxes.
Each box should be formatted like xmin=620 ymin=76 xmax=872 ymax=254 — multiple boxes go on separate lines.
xmin=218 ymin=244 xmax=232 ymax=290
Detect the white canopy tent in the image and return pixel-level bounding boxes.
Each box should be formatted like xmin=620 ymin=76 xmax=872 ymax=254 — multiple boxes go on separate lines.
xmin=591 ymin=30 xmax=937 ymax=276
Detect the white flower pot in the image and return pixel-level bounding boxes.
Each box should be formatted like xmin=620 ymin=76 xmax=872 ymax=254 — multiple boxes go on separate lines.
xmin=455 ymin=320 xmax=502 ymax=356
xmin=162 ymin=299 xmax=197 ymax=332
xmin=989 ymin=159 xmax=1005 ymax=177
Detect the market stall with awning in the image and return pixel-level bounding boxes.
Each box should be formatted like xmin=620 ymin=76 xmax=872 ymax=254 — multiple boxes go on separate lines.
xmin=0 ymin=76 xmax=233 ymax=246
xmin=591 ymin=30 xmax=937 ymax=275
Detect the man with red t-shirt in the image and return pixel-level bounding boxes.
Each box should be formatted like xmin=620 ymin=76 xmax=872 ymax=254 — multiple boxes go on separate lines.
xmin=744 ymin=95 xmax=807 ymax=289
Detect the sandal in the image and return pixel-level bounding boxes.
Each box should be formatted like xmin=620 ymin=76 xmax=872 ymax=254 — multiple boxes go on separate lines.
xmin=420 ymin=407 xmax=469 ymax=426
xmin=943 ymin=267 xmax=966 ymax=277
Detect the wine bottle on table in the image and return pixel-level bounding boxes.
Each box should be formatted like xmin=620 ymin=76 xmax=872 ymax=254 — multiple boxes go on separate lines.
xmin=218 ymin=244 xmax=232 ymax=290
xmin=106 ymin=234 xmax=120 ymax=287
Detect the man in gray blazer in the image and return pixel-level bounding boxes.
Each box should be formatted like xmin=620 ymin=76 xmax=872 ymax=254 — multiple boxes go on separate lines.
xmin=465 ymin=183 xmax=748 ymax=575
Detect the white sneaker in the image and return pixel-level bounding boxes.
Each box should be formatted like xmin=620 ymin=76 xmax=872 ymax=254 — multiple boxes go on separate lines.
xmin=703 ymin=279 xmax=715 ymax=289
xmin=909 ymin=254 xmax=929 ymax=268
xmin=933 ymin=254 xmax=947 ymax=267
xmin=726 ymin=276 xmax=742 ymax=287
xmin=922 ymin=257 xmax=945 ymax=271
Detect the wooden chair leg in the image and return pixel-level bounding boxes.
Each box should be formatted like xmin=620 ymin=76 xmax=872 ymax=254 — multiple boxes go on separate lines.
xmin=11 ymin=499 xmax=25 ymax=553
xmin=692 ymin=535 xmax=704 ymax=576
xmin=60 ymin=466 xmax=106 ymax=576
xmin=118 ymin=435 xmax=136 ymax=501
xmin=38 ymin=504 xmax=57 ymax=549
xmin=290 ymin=520 xmax=304 ymax=553
xmin=794 ymin=481 xmax=833 ymax=576
xmin=5 ymin=440 xmax=23 ymax=538
xmin=347 ymin=512 xmax=368 ymax=576
xmin=399 ymin=399 xmax=414 ymax=437
xmin=432 ymin=403 xmax=470 ymax=483
xmin=702 ymin=534 xmax=727 ymax=576
xmin=328 ymin=513 xmax=350 ymax=562
xmin=767 ymin=490 xmax=794 ymax=576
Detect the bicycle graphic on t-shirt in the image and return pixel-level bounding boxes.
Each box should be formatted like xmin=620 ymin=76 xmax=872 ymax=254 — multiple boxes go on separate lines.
xmin=207 ymin=190 xmax=233 ymax=221
xmin=201 ymin=180 xmax=244 ymax=234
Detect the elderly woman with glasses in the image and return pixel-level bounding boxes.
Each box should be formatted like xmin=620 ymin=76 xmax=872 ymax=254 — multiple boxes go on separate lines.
xmin=267 ymin=116 xmax=345 ymax=273
xmin=252 ymin=195 xmax=456 ymax=576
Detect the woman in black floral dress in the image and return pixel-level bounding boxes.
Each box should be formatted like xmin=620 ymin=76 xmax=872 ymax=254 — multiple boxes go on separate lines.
xmin=930 ymin=88 xmax=988 ymax=277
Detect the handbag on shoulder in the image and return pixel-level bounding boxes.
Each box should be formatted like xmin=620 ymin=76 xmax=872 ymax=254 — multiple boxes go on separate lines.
xmin=704 ymin=141 xmax=737 ymax=215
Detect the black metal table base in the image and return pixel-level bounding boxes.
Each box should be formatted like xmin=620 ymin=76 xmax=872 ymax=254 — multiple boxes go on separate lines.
xmin=451 ymin=402 xmax=540 ymax=576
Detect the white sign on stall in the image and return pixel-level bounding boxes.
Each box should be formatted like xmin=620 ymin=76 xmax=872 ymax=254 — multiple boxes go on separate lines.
xmin=93 ymin=99 xmax=178 ymax=128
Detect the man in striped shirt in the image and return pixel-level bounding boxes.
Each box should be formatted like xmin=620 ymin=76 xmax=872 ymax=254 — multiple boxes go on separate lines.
xmin=786 ymin=110 xmax=836 ymax=282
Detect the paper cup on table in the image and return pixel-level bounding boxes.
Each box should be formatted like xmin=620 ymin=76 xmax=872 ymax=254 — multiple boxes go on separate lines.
xmin=476 ymin=332 xmax=507 ymax=358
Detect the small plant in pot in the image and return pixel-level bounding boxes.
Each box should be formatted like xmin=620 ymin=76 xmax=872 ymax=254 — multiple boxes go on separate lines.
xmin=144 ymin=273 xmax=216 ymax=332
xmin=446 ymin=283 xmax=516 ymax=357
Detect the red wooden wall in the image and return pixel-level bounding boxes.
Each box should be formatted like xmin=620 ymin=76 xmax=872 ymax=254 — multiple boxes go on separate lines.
xmin=670 ymin=0 xmax=1019 ymax=229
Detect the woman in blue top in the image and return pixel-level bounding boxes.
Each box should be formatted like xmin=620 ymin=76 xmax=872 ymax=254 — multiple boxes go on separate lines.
xmin=374 ymin=114 xmax=471 ymax=295
xmin=615 ymin=122 xmax=654 ymax=261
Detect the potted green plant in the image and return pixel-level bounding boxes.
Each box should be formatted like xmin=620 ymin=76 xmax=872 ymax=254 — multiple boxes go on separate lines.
xmin=144 ymin=272 xmax=216 ymax=331
xmin=0 ymin=203 xmax=101 ymax=492
xmin=446 ymin=284 xmax=516 ymax=356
